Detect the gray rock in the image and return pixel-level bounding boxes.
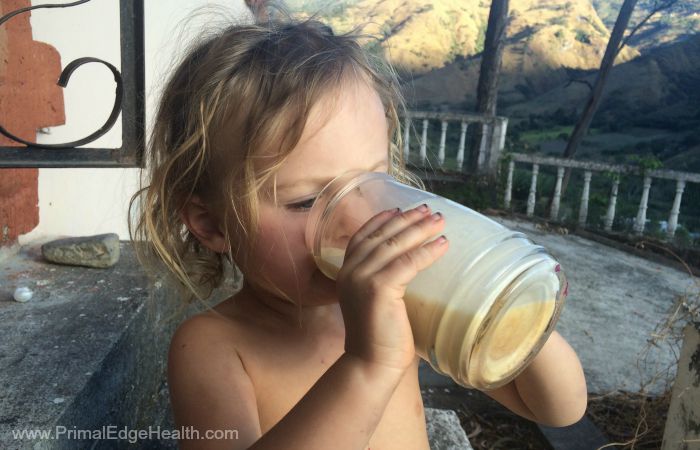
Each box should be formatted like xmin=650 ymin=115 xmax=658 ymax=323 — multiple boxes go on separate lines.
xmin=41 ymin=233 xmax=120 ymax=268
xmin=425 ymin=408 xmax=473 ymax=450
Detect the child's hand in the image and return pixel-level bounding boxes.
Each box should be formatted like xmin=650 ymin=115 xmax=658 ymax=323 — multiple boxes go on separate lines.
xmin=336 ymin=204 xmax=448 ymax=373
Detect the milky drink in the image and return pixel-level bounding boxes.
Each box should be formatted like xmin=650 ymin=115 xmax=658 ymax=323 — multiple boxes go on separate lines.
xmin=306 ymin=172 xmax=567 ymax=390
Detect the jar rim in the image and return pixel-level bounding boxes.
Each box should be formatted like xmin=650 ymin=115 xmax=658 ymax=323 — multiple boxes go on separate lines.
xmin=304 ymin=171 xmax=394 ymax=259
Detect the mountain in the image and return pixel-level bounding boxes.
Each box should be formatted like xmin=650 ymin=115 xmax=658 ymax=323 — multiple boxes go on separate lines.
xmin=294 ymin=0 xmax=639 ymax=76
xmin=505 ymin=32 xmax=700 ymax=122
xmin=402 ymin=0 xmax=644 ymax=109
xmin=287 ymin=0 xmax=699 ymax=167
xmin=591 ymin=0 xmax=700 ymax=52
xmin=294 ymin=0 xmax=489 ymax=73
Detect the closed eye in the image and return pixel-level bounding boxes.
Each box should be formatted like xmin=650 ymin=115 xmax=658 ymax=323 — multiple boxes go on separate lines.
xmin=286 ymin=197 xmax=316 ymax=212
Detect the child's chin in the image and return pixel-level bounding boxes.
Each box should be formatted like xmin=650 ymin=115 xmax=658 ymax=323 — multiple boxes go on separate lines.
xmin=307 ymin=268 xmax=339 ymax=304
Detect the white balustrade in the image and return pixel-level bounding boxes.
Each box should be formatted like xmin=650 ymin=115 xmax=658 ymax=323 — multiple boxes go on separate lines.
xmin=505 ymin=160 xmax=514 ymax=209
xmin=456 ymin=122 xmax=467 ymax=169
xmin=403 ymin=116 xmax=410 ymax=161
xmin=604 ymin=178 xmax=619 ymax=232
xmin=578 ymin=171 xmax=592 ymax=227
xmin=398 ymin=113 xmax=506 ymax=173
xmin=667 ymin=179 xmax=686 ymax=237
xmin=438 ymin=121 xmax=447 ymax=166
xmin=526 ymin=163 xmax=539 ymax=217
xmin=550 ymin=166 xmax=565 ymax=221
xmin=420 ymin=119 xmax=428 ymax=164
xmin=634 ymin=175 xmax=652 ymax=235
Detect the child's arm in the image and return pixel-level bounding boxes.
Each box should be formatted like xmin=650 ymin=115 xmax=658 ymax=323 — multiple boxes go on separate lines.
xmin=168 ymin=316 xmax=408 ymax=450
xmin=483 ymin=330 xmax=588 ymax=427
xmin=169 ymin=205 xmax=447 ymax=449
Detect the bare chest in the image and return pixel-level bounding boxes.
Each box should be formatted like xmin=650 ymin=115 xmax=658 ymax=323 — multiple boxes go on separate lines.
xmin=239 ymin=332 xmax=431 ymax=450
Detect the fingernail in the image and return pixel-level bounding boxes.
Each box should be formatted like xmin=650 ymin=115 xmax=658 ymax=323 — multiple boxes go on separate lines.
xmin=417 ymin=203 xmax=429 ymax=212
xmin=436 ymin=235 xmax=448 ymax=245
xmin=431 ymin=212 xmax=443 ymax=221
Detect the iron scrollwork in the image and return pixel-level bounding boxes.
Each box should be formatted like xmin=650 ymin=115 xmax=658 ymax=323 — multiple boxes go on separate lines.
xmin=0 ymin=0 xmax=144 ymax=167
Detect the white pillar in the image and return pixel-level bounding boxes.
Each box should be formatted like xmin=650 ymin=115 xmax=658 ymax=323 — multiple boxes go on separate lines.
xmin=604 ymin=178 xmax=620 ymax=232
xmin=403 ymin=116 xmax=411 ymax=162
xmin=438 ymin=120 xmax=448 ymax=166
xmin=550 ymin=166 xmax=565 ymax=221
xmin=526 ymin=163 xmax=539 ymax=217
xmin=504 ymin=160 xmax=514 ymax=209
xmin=667 ymin=178 xmax=686 ymax=237
xmin=477 ymin=123 xmax=489 ymax=170
xmin=456 ymin=122 xmax=467 ymax=169
xmin=578 ymin=171 xmax=592 ymax=227
xmin=420 ymin=119 xmax=428 ymax=165
xmin=487 ymin=117 xmax=508 ymax=174
xmin=634 ymin=175 xmax=652 ymax=235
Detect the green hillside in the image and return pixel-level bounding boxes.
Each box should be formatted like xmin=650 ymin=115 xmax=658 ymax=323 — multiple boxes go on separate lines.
xmin=591 ymin=0 xmax=700 ymax=52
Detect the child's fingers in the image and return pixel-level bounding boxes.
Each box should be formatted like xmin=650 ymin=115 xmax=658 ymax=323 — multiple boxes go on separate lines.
xmin=372 ymin=234 xmax=450 ymax=290
xmin=344 ymin=208 xmax=405 ymax=256
xmin=343 ymin=205 xmax=431 ymax=268
xmin=352 ymin=212 xmax=446 ymax=275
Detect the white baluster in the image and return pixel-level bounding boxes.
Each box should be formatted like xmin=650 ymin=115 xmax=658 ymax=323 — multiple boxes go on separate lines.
xmin=420 ymin=119 xmax=428 ymax=165
xmin=526 ymin=163 xmax=539 ymax=217
xmin=504 ymin=160 xmax=514 ymax=209
xmin=456 ymin=122 xmax=467 ymax=169
xmin=667 ymin=178 xmax=686 ymax=237
xmin=438 ymin=121 xmax=448 ymax=166
xmin=550 ymin=166 xmax=565 ymax=221
xmin=634 ymin=175 xmax=652 ymax=235
xmin=403 ymin=116 xmax=411 ymax=162
xmin=477 ymin=123 xmax=489 ymax=169
xmin=487 ymin=117 xmax=508 ymax=173
xmin=578 ymin=171 xmax=592 ymax=227
xmin=604 ymin=178 xmax=620 ymax=232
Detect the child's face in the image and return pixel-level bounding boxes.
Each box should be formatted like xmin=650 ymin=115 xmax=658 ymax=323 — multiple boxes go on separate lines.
xmin=250 ymin=79 xmax=390 ymax=307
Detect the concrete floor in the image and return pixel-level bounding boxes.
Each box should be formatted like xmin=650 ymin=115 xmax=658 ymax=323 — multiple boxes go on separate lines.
xmin=491 ymin=217 xmax=699 ymax=395
xmin=2 ymin=217 xmax=696 ymax=448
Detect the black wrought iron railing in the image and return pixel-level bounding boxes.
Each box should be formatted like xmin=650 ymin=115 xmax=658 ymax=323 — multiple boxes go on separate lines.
xmin=0 ymin=0 xmax=145 ymax=168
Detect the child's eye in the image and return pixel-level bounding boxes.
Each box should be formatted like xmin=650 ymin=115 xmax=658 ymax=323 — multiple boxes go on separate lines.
xmin=286 ymin=197 xmax=316 ymax=212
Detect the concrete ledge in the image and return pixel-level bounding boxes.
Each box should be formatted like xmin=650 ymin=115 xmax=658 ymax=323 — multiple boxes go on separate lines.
xmin=0 ymin=243 xmax=209 ymax=449
xmin=0 ymin=242 xmax=472 ymax=449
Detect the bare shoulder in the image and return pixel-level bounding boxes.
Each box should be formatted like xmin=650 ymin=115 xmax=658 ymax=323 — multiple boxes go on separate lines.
xmin=167 ymin=309 xmax=261 ymax=450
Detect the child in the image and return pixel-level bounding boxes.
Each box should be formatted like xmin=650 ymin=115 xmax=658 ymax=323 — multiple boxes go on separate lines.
xmin=130 ymin=16 xmax=587 ymax=450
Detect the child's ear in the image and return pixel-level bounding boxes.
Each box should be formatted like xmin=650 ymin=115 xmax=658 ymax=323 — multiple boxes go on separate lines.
xmin=179 ymin=195 xmax=228 ymax=253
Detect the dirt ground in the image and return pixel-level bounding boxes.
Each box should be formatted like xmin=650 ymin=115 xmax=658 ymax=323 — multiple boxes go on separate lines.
xmin=424 ymin=388 xmax=671 ymax=450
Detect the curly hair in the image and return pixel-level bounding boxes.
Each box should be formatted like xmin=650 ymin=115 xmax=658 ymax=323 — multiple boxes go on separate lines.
xmin=128 ymin=17 xmax=422 ymax=318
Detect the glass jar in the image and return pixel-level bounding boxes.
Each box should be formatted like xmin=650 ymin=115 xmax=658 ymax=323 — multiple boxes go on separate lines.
xmin=305 ymin=171 xmax=568 ymax=390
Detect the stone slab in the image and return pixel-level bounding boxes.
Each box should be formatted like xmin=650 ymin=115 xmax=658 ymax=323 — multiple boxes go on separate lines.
xmin=41 ymin=233 xmax=120 ymax=269
xmin=425 ymin=408 xmax=473 ymax=450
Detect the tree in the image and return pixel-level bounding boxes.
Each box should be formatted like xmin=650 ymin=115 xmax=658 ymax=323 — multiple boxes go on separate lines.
xmin=466 ymin=0 xmax=509 ymax=175
xmin=554 ymin=0 xmax=680 ymax=201
xmin=247 ymin=0 xmax=270 ymax=21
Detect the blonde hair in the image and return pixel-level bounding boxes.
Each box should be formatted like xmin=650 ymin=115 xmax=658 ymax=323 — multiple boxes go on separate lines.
xmin=129 ymin=17 xmax=423 ymax=320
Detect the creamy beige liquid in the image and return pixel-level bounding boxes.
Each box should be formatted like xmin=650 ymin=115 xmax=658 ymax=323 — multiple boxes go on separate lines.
xmin=316 ymin=246 xmax=557 ymax=387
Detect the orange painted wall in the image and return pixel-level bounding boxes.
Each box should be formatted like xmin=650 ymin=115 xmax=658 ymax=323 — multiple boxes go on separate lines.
xmin=0 ymin=0 xmax=65 ymax=246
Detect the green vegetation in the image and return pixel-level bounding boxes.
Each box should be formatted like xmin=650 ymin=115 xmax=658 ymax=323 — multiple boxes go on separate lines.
xmin=549 ymin=17 xmax=567 ymax=26
xmin=575 ymin=29 xmax=592 ymax=44
xmin=519 ymin=126 xmax=577 ymax=145
xmin=475 ymin=22 xmax=486 ymax=54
